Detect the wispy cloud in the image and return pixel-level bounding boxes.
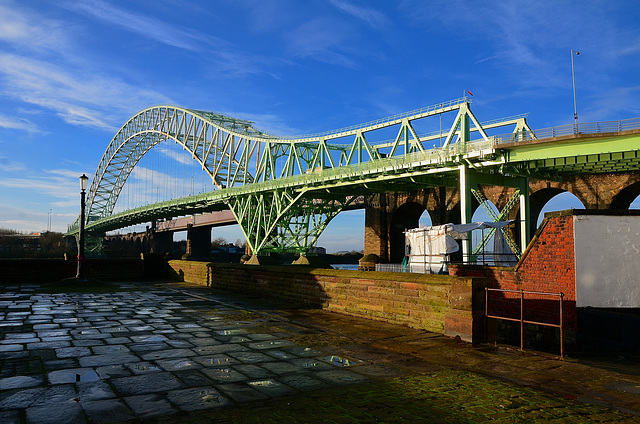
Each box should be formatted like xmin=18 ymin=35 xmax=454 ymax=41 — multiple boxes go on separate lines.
xmin=582 ymin=85 xmax=640 ymax=121
xmin=0 ymin=53 xmax=170 ymax=130
xmin=64 ymin=0 xmax=227 ymax=52
xmin=0 ymin=156 xmax=26 ymax=172
xmin=286 ymin=18 xmax=356 ymax=68
xmin=0 ymin=1 xmax=71 ymax=53
xmin=328 ymin=0 xmax=389 ymax=28
xmin=0 ymin=113 xmax=41 ymax=133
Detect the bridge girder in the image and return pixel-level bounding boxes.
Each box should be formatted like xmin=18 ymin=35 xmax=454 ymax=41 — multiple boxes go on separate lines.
xmin=68 ymin=98 xmax=549 ymax=256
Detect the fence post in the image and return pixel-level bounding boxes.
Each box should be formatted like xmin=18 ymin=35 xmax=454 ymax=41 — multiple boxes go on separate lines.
xmin=560 ymin=292 xmax=564 ymax=359
xmin=520 ymin=289 xmax=524 ymax=352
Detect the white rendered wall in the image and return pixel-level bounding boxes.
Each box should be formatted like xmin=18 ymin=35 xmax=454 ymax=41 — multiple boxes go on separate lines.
xmin=574 ymin=215 xmax=640 ymax=307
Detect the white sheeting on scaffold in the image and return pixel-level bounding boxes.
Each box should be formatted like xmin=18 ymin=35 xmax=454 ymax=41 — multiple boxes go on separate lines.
xmin=404 ymin=221 xmax=514 ymax=273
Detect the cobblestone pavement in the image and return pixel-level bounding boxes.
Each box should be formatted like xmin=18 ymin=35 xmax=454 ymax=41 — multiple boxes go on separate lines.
xmin=1 ymin=281 xmax=639 ymax=423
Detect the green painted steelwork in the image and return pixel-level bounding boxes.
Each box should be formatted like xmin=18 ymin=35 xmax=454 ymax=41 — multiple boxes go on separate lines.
xmin=66 ymin=99 xmax=640 ymax=257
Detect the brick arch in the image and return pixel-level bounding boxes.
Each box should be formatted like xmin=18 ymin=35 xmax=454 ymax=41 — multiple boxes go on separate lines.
xmin=530 ymin=187 xmax=570 ymax=235
xmin=610 ymin=181 xmax=640 ymax=209
xmin=389 ymin=201 xmax=424 ymax=263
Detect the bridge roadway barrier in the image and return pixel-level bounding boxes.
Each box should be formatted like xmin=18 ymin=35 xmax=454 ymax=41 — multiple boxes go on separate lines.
xmin=167 ymin=260 xmax=488 ymax=343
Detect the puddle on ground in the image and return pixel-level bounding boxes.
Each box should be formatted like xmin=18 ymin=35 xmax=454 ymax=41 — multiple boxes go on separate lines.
xmin=162 ymin=359 xmax=197 ymax=369
xmin=200 ymin=390 xmax=221 ymax=403
xmin=60 ymin=370 xmax=100 ymax=383
xmin=217 ymin=329 xmax=247 ymax=336
xmin=131 ymin=363 xmax=162 ymax=373
xmin=207 ymin=357 xmax=233 ymax=366
xmin=325 ymin=356 xmax=359 ymax=367
xmin=249 ymin=380 xmax=275 ymax=388
xmin=140 ymin=335 xmax=168 ymax=342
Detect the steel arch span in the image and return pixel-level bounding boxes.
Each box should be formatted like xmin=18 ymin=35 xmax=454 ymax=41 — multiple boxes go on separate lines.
xmin=86 ymin=105 xmax=274 ymax=223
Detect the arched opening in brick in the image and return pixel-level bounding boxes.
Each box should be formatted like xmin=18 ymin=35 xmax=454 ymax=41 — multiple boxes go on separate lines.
xmin=610 ymin=181 xmax=640 ymax=210
xmin=419 ymin=209 xmax=433 ymax=228
xmin=389 ymin=201 xmax=424 ymax=263
xmin=533 ymin=190 xmax=584 ymax=230
xmin=471 ymin=201 xmax=500 ymax=260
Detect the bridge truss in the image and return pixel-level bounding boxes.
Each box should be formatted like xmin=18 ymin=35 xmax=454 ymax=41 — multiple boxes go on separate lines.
xmin=68 ymin=97 xmax=541 ymax=256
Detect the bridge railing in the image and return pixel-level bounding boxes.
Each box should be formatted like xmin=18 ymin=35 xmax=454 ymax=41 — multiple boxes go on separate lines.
xmin=270 ymin=96 xmax=471 ymax=141
xmin=492 ymin=116 xmax=640 ymax=144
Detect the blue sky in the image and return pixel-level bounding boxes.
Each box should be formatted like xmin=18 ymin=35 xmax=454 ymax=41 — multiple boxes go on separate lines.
xmin=0 ymin=0 xmax=639 ymax=252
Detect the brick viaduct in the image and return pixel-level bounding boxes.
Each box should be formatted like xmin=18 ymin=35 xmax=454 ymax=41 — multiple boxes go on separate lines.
xmin=364 ymin=171 xmax=640 ymax=263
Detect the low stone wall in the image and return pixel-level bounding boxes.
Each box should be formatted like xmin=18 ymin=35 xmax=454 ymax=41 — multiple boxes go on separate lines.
xmin=168 ymin=261 xmax=487 ymax=342
xmin=0 ymin=257 xmax=160 ymax=284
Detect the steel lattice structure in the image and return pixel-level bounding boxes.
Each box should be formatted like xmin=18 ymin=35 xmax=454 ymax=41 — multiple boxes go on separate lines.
xmin=67 ymin=97 xmax=640 ymax=256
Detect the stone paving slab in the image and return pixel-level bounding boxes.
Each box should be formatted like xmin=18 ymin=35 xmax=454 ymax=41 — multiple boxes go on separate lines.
xmin=0 ymin=281 xmax=639 ymax=423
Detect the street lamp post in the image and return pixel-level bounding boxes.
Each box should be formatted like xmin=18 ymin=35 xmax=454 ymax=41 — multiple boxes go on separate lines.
xmin=571 ymin=49 xmax=580 ymax=133
xmin=76 ymin=174 xmax=89 ymax=281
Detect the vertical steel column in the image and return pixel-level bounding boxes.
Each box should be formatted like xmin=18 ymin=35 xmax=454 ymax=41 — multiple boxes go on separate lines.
xmin=519 ymin=177 xmax=530 ymax=254
xmin=459 ymin=164 xmax=473 ymax=261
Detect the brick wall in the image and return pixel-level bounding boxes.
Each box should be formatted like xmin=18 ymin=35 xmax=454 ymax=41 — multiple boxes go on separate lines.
xmin=168 ymin=261 xmax=487 ymax=342
xmin=449 ymin=213 xmax=577 ymax=333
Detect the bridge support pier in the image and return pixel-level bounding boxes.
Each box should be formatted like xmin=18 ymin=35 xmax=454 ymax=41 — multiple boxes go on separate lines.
xmin=186 ymin=224 xmax=211 ymax=260
xmin=149 ymin=230 xmax=173 ymax=255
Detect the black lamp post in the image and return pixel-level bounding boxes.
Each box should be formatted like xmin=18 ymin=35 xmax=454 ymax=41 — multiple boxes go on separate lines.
xmin=76 ymin=174 xmax=89 ymax=281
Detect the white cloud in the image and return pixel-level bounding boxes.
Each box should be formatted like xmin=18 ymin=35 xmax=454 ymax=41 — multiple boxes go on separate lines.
xmin=286 ymin=18 xmax=356 ymax=68
xmin=0 ymin=114 xmax=40 ymax=133
xmin=0 ymin=1 xmax=71 ymax=53
xmin=0 ymin=53 xmax=170 ymax=130
xmin=64 ymin=0 xmax=227 ymax=52
xmin=0 ymin=156 xmax=26 ymax=172
xmin=328 ymin=0 xmax=390 ymax=28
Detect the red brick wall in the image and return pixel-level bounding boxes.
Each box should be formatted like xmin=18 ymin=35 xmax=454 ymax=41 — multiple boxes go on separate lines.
xmin=168 ymin=261 xmax=487 ymax=341
xmin=449 ymin=213 xmax=577 ymax=331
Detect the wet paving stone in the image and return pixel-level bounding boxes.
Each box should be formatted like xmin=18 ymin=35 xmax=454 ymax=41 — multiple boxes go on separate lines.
xmin=278 ymin=373 xmax=328 ymax=391
xmin=290 ymin=358 xmax=336 ymax=371
xmin=248 ymin=378 xmax=297 ymax=397
xmin=201 ymin=367 xmax=249 ymax=383
xmin=234 ymin=364 xmax=274 ymax=379
xmin=81 ymin=398 xmax=135 ymax=424
xmin=140 ymin=348 xmax=195 ymax=361
xmin=77 ymin=380 xmax=116 ymax=401
xmin=48 ymin=368 xmax=100 ymax=384
xmin=216 ymin=382 xmax=269 ymax=403
xmin=167 ymin=386 xmax=231 ymax=411
xmin=192 ymin=354 xmax=239 ymax=368
xmin=55 ymin=346 xmax=91 ymax=358
xmin=0 ymin=344 xmax=24 ymax=352
xmin=79 ymin=352 xmax=140 ymax=367
xmin=227 ymin=350 xmax=274 ymax=363
xmin=127 ymin=362 xmax=163 ymax=375
xmin=111 ymin=372 xmax=184 ymax=396
xmin=0 ymin=375 xmax=43 ymax=390
xmin=124 ymin=393 xmax=177 ymax=418
xmin=315 ymin=369 xmax=371 ymax=385
xmin=26 ymin=402 xmax=84 ymax=424
xmin=0 ymin=410 xmax=20 ymax=424
xmin=192 ymin=343 xmax=249 ymax=355
xmin=173 ymin=370 xmax=214 ymax=387
xmin=156 ymin=358 xmax=201 ymax=372
xmin=92 ymin=344 xmax=129 ymax=355
xmin=95 ymin=364 xmax=131 ymax=379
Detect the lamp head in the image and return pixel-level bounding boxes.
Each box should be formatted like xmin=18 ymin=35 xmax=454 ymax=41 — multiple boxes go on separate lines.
xmin=79 ymin=174 xmax=89 ymax=191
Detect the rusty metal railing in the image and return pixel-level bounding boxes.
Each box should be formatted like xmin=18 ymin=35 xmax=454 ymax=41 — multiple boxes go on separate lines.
xmin=485 ymin=288 xmax=565 ymax=358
